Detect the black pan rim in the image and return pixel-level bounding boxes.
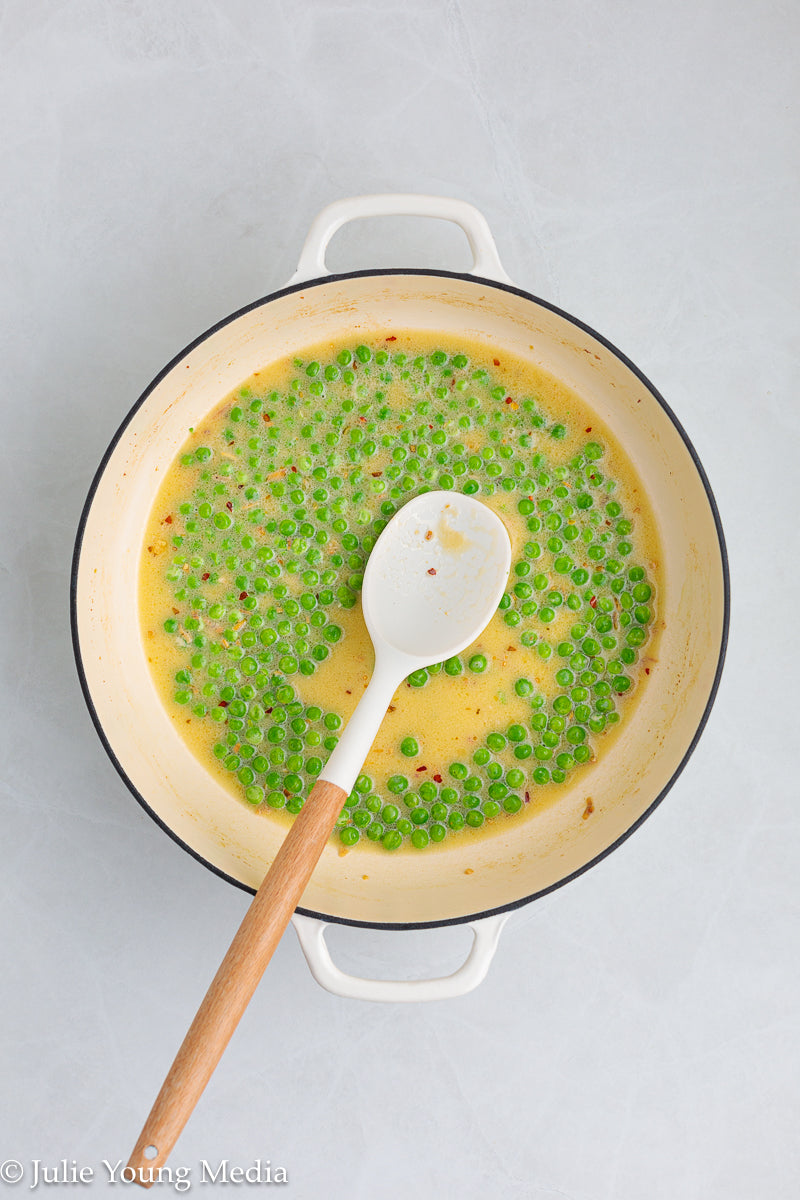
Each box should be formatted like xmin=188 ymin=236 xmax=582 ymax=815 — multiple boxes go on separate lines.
xmin=70 ymin=266 xmax=730 ymax=932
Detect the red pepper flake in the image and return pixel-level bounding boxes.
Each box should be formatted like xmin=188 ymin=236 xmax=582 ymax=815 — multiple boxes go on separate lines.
xmin=218 ymin=700 xmax=228 ymax=708
xmin=265 ymin=707 xmax=273 ymax=714
xmin=585 ymin=426 xmax=592 ymax=433
xmin=227 ymin=440 xmax=235 ymax=446
xmin=433 ymin=773 xmax=443 ymax=783
xmin=290 ymin=465 xmax=298 ymax=472
xmin=225 ymin=501 xmax=233 ymax=512
xmin=239 ymin=591 xmax=248 ymax=600
xmin=262 ymin=413 xmax=271 ymax=422
xmin=164 ymin=514 xmax=173 ymax=524
xmin=427 ymin=568 xmax=437 ymax=576
xmin=493 ymin=358 xmax=500 ymax=366
xmin=645 ymin=667 xmax=651 ymax=675
xmin=386 ymin=335 xmax=397 ymax=341
xmin=582 ymin=798 xmax=595 ymax=820
xmin=504 ymin=396 xmax=513 ymax=404
xmin=425 ymin=530 xmax=433 ymax=540
xmin=416 ymin=765 xmax=427 ymax=772
xmin=371 ymin=471 xmax=383 ymax=478
xmin=201 ymin=572 xmax=210 ymax=581
xmin=589 ymin=595 xmax=597 ymax=609
xmin=524 ymin=791 xmax=530 ymax=804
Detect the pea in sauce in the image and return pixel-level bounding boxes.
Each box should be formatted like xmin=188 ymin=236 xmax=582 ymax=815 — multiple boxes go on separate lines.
xmin=139 ymin=332 xmax=661 ymax=853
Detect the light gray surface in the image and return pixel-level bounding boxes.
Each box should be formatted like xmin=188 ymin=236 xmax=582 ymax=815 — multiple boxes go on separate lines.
xmin=1 ymin=2 xmax=797 ymax=1197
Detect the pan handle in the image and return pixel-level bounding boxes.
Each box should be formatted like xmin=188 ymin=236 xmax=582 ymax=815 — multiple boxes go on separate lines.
xmin=291 ymin=911 xmax=508 ymax=1002
xmin=288 ymin=194 xmax=513 ymax=286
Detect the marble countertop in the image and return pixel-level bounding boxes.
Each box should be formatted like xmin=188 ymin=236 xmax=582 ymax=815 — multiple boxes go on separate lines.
xmin=1 ymin=2 xmax=797 ymax=1197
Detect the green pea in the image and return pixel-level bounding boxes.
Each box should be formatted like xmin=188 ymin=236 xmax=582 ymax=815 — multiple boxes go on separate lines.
xmin=444 ymin=656 xmax=463 ymax=676
xmin=387 ymin=774 xmax=408 ymax=793
xmin=411 ymin=828 xmax=429 ymax=849
xmin=401 ymin=737 xmax=419 ymax=757
xmin=383 ymin=830 xmax=402 ymax=850
xmin=468 ymin=654 xmax=488 ymax=673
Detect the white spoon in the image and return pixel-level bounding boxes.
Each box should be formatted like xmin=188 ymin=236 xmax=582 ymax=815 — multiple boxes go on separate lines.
xmin=128 ymin=490 xmax=511 ymax=1183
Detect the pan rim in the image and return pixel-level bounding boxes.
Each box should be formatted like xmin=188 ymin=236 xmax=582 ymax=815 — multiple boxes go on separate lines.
xmin=70 ymin=267 xmax=730 ymax=931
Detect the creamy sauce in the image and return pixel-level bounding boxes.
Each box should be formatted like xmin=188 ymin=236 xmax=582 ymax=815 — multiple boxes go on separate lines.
xmin=139 ymin=331 xmax=663 ymax=853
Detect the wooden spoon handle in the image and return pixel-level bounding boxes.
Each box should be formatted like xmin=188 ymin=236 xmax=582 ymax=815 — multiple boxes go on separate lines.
xmin=127 ymin=777 xmax=347 ymax=1185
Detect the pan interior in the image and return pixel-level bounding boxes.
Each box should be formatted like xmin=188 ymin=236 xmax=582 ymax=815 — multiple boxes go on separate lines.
xmin=74 ymin=273 xmax=726 ymax=926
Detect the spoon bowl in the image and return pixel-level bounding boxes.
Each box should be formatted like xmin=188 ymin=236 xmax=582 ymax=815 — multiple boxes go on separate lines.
xmin=363 ymin=490 xmax=512 ymax=661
